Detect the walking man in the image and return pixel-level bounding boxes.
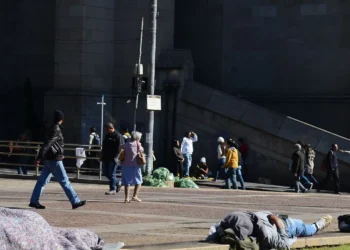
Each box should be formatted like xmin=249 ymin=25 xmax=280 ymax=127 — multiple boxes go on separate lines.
xmin=291 ymin=144 xmax=307 ymax=193
xmin=318 ymin=144 xmax=341 ymax=194
xmin=29 ymin=110 xmax=86 ymax=209
xmin=296 ymin=141 xmax=313 ymax=189
xmin=181 ymin=131 xmax=198 ymax=177
xmin=101 ymin=123 xmax=124 ymax=195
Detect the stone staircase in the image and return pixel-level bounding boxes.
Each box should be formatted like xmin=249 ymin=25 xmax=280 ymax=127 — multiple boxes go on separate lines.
xmin=175 ymin=81 xmax=350 ymax=189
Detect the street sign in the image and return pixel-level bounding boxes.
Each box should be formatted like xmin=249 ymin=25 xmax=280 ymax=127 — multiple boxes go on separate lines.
xmin=147 ymin=95 xmax=161 ymax=110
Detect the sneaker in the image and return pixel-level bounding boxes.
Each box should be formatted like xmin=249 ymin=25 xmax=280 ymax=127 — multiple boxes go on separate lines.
xmin=29 ymin=203 xmax=45 ymax=209
xmin=72 ymin=200 xmax=87 ymax=210
xmin=105 ymin=190 xmax=117 ymax=195
xmin=314 ymin=215 xmax=332 ymax=232
xmin=309 ymin=183 xmax=313 ymax=190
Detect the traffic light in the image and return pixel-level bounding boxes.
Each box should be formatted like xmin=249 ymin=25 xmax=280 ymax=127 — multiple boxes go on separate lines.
xmin=132 ymin=76 xmax=148 ymax=91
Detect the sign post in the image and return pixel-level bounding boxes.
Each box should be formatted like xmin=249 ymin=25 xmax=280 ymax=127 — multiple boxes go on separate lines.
xmin=97 ymin=95 xmax=106 ymax=180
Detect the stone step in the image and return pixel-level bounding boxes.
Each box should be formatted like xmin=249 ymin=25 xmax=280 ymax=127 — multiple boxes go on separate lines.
xmin=123 ymin=242 xmax=229 ymax=250
xmin=120 ymin=233 xmax=350 ymax=250
xmin=292 ymin=232 xmax=350 ymax=249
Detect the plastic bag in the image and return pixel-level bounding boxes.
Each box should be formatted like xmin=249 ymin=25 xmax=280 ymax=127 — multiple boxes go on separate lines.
xmin=142 ymin=176 xmax=154 ymax=186
xmin=174 ymin=178 xmax=199 ymax=188
xmin=166 ymin=173 xmax=175 ymax=181
xmin=153 ymin=167 xmax=170 ymax=181
xmin=142 ymin=175 xmax=168 ymax=187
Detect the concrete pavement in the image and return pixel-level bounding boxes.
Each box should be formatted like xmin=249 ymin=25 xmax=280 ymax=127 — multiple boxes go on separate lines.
xmin=0 ymin=178 xmax=350 ymax=249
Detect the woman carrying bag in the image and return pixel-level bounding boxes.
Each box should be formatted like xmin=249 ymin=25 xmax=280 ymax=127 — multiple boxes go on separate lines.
xmin=120 ymin=131 xmax=145 ymax=203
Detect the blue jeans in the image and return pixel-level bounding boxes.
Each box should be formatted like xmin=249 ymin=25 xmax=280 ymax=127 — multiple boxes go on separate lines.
xmin=285 ymin=218 xmax=317 ymax=238
xmin=183 ymin=154 xmax=192 ymax=177
xmin=215 ymin=158 xmax=226 ymax=180
xmin=301 ymin=173 xmax=312 ymax=186
xmin=30 ymin=160 xmax=80 ymax=205
xmin=305 ymin=172 xmax=318 ymax=184
xmin=226 ymin=167 xmax=245 ymax=189
xmin=103 ymin=161 xmax=119 ymax=191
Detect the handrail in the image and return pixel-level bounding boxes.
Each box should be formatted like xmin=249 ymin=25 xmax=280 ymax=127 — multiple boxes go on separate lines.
xmin=0 ymin=141 xmax=102 ymax=148
xmin=0 ymin=152 xmax=100 ymax=160
xmin=0 ymin=139 xmax=105 ymax=180
xmin=0 ymin=144 xmax=101 ymax=152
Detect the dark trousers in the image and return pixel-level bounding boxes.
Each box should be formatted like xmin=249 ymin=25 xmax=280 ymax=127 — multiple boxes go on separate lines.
xmin=103 ymin=161 xmax=119 ymax=191
xmin=176 ymin=161 xmax=183 ymax=178
xmin=319 ymin=168 xmax=340 ymax=193
xmin=16 ymin=156 xmax=28 ymax=175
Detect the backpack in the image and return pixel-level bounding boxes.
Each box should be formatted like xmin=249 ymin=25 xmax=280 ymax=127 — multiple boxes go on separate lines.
xmin=338 ymin=215 xmax=350 ymax=232
xmin=92 ymin=134 xmax=101 ymax=145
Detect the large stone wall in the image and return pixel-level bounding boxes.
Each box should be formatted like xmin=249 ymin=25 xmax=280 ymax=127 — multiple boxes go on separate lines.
xmin=174 ymin=0 xmax=350 ymax=137
xmin=45 ymin=0 xmax=175 ymax=143
xmin=0 ymin=0 xmax=56 ymax=139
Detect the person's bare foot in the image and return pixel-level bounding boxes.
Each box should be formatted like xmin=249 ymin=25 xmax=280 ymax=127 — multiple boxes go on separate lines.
xmin=132 ymin=197 xmax=142 ymax=202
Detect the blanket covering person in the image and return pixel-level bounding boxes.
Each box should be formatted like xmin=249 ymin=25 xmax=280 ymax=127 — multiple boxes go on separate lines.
xmin=0 ymin=207 xmax=104 ymax=250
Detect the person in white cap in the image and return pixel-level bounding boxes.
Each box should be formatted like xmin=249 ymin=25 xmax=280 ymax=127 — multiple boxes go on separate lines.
xmin=215 ymin=137 xmax=226 ymax=182
xmin=192 ymin=157 xmax=209 ymax=179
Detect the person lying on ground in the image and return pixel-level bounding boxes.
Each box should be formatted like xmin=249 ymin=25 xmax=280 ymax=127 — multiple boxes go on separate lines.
xmin=206 ymin=211 xmax=332 ymax=250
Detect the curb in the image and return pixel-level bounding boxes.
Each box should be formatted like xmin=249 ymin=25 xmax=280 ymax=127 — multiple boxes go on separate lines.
xmin=0 ymin=173 xmax=108 ymax=185
xmin=194 ymin=182 xmax=288 ymax=193
xmin=124 ymin=242 xmax=229 ymax=250
xmin=292 ymin=234 xmax=350 ymax=249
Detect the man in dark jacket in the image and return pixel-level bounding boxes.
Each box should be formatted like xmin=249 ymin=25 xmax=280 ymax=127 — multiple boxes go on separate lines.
xmin=101 ymin=123 xmax=124 ymax=195
xmin=29 ymin=110 xmax=86 ymax=209
xmin=296 ymin=140 xmax=313 ymax=189
xmin=291 ymin=144 xmax=307 ymax=193
xmin=317 ymin=144 xmax=340 ymax=194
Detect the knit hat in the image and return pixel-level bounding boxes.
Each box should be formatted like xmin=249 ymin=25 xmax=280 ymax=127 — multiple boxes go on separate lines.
xmin=54 ymin=110 xmax=64 ymax=123
xmin=200 ymin=157 xmax=206 ymax=163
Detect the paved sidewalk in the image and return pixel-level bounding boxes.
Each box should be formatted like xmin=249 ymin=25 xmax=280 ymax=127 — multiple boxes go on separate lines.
xmin=0 ymin=178 xmax=349 ymax=249
xmin=0 ymin=168 xmax=296 ymax=193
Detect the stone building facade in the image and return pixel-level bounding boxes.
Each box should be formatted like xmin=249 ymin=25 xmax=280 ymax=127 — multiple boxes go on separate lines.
xmin=175 ymin=0 xmax=350 ymax=137
xmin=1 ymin=0 xmax=350 ymax=167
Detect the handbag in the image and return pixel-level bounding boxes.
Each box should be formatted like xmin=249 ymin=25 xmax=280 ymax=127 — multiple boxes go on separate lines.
xmin=118 ymin=149 xmax=125 ymax=163
xmin=136 ymin=143 xmax=146 ymax=165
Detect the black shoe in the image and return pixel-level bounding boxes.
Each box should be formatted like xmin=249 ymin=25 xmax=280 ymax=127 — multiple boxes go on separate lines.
xmin=116 ymin=184 xmax=122 ymax=193
xmin=72 ymin=200 xmax=87 ymax=209
xmin=335 ymin=192 xmax=342 ymax=195
xmin=29 ymin=203 xmax=46 ymax=209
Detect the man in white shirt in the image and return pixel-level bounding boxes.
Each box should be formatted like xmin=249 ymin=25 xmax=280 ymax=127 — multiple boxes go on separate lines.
xmin=88 ymin=127 xmax=100 ymax=169
xmin=181 ymin=131 xmax=198 ymax=177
